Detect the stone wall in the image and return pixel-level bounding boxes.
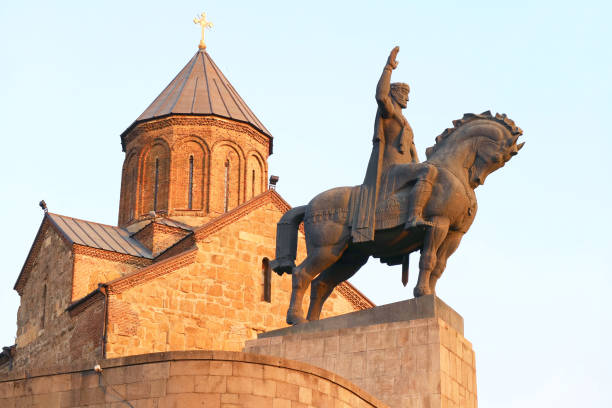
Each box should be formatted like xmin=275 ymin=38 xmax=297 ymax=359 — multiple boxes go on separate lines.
xmin=245 ymin=296 xmax=477 ymax=408
xmin=105 ymin=201 xmax=362 ymax=358
xmin=2 ymin=228 xmax=105 ymax=374
xmin=0 ymin=351 xmax=387 ymax=407
xmin=72 ymin=247 xmax=148 ymax=301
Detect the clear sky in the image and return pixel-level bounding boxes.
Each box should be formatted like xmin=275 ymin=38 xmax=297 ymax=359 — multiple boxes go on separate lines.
xmin=1 ymin=1 xmax=611 ymax=406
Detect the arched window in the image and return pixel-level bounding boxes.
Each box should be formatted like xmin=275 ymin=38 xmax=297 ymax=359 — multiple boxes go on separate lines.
xmin=262 ymin=257 xmax=271 ymax=302
xmin=224 ymin=159 xmax=230 ymax=212
xmin=247 ymin=153 xmax=264 ymax=200
xmin=153 ymin=158 xmax=160 ymax=211
xmin=251 ymin=169 xmax=255 ymax=199
xmin=141 ymin=142 xmax=170 ymax=215
xmin=188 ymin=155 xmax=194 ymax=210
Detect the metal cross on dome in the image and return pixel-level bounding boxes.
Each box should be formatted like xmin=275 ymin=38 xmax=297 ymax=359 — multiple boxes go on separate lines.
xmin=193 ymin=12 xmax=213 ymax=50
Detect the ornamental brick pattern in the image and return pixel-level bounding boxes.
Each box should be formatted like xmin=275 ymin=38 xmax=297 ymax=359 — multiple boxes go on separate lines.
xmin=118 ymin=116 xmax=270 ymax=228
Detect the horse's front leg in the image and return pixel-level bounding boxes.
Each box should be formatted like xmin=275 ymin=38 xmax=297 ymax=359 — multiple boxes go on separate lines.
xmin=429 ymin=231 xmax=463 ymax=294
xmin=287 ymin=242 xmax=345 ymax=325
xmin=414 ymin=216 xmax=450 ymax=297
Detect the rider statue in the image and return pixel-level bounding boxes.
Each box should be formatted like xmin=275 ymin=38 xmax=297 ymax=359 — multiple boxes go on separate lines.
xmin=351 ymin=46 xmax=437 ymax=243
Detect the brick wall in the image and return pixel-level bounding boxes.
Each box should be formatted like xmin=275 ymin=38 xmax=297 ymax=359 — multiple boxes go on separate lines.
xmin=118 ymin=116 xmax=270 ymax=228
xmin=0 ymin=351 xmax=386 ymax=407
xmin=104 ymin=202 xmax=360 ymax=358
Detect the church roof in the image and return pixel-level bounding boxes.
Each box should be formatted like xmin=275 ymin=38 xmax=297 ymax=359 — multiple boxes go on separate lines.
xmin=121 ymin=50 xmax=272 ymax=140
xmin=47 ymin=213 xmax=153 ymax=259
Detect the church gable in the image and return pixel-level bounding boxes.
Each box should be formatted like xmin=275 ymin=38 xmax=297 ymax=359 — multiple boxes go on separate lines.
xmin=100 ymin=191 xmax=371 ymax=357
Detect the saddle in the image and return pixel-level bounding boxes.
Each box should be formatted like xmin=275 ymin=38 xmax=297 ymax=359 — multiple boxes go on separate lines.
xmin=348 ymin=185 xmax=408 ymax=241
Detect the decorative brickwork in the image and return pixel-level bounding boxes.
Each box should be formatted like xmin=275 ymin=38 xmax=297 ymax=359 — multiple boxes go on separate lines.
xmin=71 ymin=245 xmax=151 ymax=301
xmin=118 ymin=116 xmax=270 ymax=228
xmin=194 ymin=189 xmax=290 ymax=241
xmin=107 ymin=249 xmax=199 ymax=294
xmin=155 ymin=234 xmax=197 ymax=262
xmin=132 ymin=222 xmax=192 ymax=257
xmin=336 ymin=282 xmax=375 ymax=310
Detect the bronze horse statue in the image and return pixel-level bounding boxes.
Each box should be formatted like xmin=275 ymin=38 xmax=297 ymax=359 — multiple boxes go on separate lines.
xmin=271 ymin=111 xmax=523 ymax=325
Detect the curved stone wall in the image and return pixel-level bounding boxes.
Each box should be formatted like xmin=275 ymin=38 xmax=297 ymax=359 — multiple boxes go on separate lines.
xmin=0 ymin=350 xmax=387 ymax=407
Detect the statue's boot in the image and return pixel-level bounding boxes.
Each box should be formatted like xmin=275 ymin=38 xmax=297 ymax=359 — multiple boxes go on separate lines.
xmin=404 ymin=179 xmax=434 ymax=229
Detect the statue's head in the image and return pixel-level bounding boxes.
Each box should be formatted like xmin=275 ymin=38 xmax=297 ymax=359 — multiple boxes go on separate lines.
xmin=391 ymin=83 xmax=410 ymax=108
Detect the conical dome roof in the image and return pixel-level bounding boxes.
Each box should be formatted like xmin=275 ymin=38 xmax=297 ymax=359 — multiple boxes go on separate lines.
xmin=121 ymin=49 xmax=271 ymax=140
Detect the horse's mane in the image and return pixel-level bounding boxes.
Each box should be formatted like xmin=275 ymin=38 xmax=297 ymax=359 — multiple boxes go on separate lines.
xmin=426 ymin=111 xmax=523 ymax=159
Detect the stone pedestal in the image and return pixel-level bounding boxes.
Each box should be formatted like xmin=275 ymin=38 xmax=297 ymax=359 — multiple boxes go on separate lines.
xmin=244 ymin=295 xmax=477 ymax=408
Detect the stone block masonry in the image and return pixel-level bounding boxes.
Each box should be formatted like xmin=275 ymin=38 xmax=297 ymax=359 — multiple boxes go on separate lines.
xmin=245 ymin=295 xmax=477 ymax=408
xmin=0 ymin=350 xmax=387 ymax=407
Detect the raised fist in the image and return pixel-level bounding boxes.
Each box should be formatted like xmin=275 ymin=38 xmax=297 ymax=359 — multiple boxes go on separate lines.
xmin=387 ymin=46 xmax=399 ymax=69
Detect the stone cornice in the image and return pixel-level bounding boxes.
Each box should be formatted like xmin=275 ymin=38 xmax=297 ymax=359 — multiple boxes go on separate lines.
xmin=73 ymin=245 xmax=152 ymax=267
xmin=106 ymin=249 xmax=198 ymax=294
xmin=336 ymin=282 xmax=375 ymax=310
xmin=194 ymin=189 xmax=290 ymax=241
xmin=66 ymin=288 xmax=106 ymax=317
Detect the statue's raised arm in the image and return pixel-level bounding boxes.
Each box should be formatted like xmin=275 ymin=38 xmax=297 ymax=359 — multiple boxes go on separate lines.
xmin=376 ymin=46 xmax=399 ymax=117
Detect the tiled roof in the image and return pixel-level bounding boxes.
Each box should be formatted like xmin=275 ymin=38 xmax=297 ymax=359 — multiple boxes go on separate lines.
xmin=47 ymin=213 xmax=153 ymax=259
xmin=122 ymin=50 xmax=271 ymax=139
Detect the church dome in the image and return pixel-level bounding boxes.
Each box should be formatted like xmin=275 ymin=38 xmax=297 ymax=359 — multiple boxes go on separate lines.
xmin=118 ymin=50 xmax=272 ymax=228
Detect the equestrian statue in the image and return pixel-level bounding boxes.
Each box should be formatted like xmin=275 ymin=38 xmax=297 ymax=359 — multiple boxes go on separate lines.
xmin=270 ymin=46 xmax=524 ymax=325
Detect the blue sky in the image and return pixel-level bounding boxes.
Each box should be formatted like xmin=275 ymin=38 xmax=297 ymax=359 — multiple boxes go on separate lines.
xmin=1 ymin=1 xmax=611 ymax=406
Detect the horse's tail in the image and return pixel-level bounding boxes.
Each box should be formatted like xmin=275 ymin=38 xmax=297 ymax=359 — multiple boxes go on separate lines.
xmin=270 ymin=205 xmax=307 ymax=275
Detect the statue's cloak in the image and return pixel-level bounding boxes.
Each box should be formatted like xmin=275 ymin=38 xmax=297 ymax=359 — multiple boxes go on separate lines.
xmin=350 ymin=113 xmax=386 ymax=243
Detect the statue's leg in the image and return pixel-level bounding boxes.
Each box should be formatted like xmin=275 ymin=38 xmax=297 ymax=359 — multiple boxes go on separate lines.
xmin=414 ymin=216 xmax=449 ymax=297
xmin=287 ymin=245 xmax=344 ymax=325
xmin=428 ymin=231 xmax=464 ymax=294
xmin=404 ymin=165 xmax=438 ymax=229
xmin=307 ymin=251 xmax=369 ymax=321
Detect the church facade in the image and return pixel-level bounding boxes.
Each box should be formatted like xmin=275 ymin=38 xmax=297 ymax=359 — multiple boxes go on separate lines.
xmin=0 ymin=48 xmax=373 ymax=376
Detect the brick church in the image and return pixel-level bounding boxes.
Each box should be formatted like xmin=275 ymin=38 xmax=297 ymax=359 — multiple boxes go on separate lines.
xmin=0 ymin=45 xmax=373 ymax=375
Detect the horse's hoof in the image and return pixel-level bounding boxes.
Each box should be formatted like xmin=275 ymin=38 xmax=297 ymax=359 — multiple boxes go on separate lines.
xmin=413 ymin=286 xmax=431 ymax=297
xmin=286 ymin=314 xmax=308 ymax=326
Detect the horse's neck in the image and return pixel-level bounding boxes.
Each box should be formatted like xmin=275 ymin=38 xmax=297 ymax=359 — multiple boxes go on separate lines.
xmin=427 ymin=138 xmax=476 ymax=183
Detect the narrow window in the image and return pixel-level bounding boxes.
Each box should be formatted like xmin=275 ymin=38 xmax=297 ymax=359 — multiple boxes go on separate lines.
xmin=251 ymin=169 xmax=255 ymax=198
xmin=41 ymin=283 xmax=47 ymax=328
xmin=188 ymin=155 xmax=194 ymax=210
xmin=262 ymin=257 xmax=271 ymax=302
xmin=129 ymin=166 xmax=136 ymax=220
xmin=224 ymin=159 xmax=230 ymax=212
xmin=153 ymin=158 xmax=159 ymax=211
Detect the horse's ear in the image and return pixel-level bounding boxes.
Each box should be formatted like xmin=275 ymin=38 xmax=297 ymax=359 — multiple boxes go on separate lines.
xmin=517 ymin=142 xmax=525 ymax=151
xmin=425 ymin=146 xmax=433 ymax=159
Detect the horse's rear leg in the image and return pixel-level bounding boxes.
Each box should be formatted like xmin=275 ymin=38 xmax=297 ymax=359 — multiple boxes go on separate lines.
xmin=414 ymin=216 xmax=449 ymax=297
xmin=307 ymin=252 xmax=369 ymax=321
xmin=287 ymin=246 xmax=343 ymax=325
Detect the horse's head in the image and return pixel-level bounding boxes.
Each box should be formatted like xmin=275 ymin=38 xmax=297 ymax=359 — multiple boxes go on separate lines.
xmin=469 ymin=130 xmax=524 ymax=188
xmin=427 ymin=111 xmax=524 ymax=189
